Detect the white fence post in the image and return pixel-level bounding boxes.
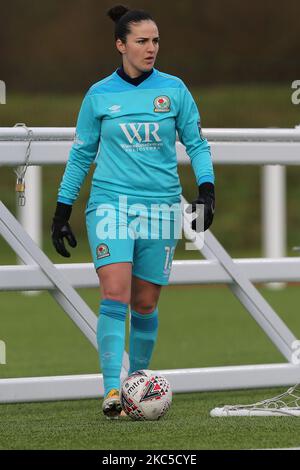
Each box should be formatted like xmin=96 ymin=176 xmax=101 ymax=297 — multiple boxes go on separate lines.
xmin=17 ymin=165 xmax=42 ymax=294
xmin=262 ymin=165 xmax=286 ymax=289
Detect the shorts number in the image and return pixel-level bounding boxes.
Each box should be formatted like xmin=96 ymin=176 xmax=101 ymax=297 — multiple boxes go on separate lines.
xmin=164 ymin=246 xmax=175 ymax=271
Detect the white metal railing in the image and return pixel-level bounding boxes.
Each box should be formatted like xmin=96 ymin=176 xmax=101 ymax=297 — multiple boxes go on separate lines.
xmin=1 ymin=127 xmax=300 ymax=165
xmin=1 ymin=126 xmax=300 ymax=141
xmin=1 ymin=258 xmax=300 ymax=291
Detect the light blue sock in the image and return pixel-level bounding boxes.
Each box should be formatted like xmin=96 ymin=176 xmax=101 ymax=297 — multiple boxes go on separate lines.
xmin=97 ymin=299 xmax=128 ymax=396
xmin=129 ymin=307 xmax=159 ymax=375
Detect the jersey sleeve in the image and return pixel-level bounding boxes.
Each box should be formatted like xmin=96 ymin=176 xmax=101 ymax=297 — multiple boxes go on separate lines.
xmin=57 ymin=91 xmax=101 ymax=205
xmin=176 ymin=83 xmax=214 ymax=186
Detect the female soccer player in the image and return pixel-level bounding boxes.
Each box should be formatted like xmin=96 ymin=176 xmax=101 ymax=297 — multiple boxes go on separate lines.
xmin=51 ymin=4 xmax=215 ymax=419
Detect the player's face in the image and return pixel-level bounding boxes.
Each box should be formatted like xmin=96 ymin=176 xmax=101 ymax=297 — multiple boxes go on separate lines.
xmin=117 ymin=20 xmax=160 ymax=77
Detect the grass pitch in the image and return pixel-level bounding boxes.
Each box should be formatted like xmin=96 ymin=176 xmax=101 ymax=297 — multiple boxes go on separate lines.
xmin=0 ymin=285 xmax=300 ymax=449
xmin=1 ymin=389 xmax=300 ymax=450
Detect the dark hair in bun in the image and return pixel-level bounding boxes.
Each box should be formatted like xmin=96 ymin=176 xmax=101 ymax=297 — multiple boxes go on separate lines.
xmin=106 ymin=4 xmax=155 ymax=42
xmin=106 ymin=4 xmax=129 ymax=23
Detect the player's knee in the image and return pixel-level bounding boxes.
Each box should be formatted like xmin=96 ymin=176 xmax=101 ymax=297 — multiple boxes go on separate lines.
xmin=100 ymin=277 xmax=131 ymax=304
xmin=102 ymin=290 xmax=130 ymax=305
xmin=131 ymin=302 xmax=157 ymax=314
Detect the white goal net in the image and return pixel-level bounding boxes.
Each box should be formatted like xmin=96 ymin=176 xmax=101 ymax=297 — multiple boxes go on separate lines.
xmin=210 ymin=384 xmax=300 ymax=417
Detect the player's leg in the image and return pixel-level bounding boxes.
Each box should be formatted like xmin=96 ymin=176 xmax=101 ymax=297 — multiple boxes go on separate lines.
xmin=97 ymin=262 xmax=131 ymax=418
xmin=129 ymin=276 xmax=162 ymax=374
xmin=129 ymin=201 xmax=181 ymax=374
xmin=86 ymin=200 xmax=134 ymax=418
xmin=129 ymin=239 xmax=178 ymax=374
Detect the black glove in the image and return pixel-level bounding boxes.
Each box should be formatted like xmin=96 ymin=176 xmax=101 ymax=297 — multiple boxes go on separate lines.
xmin=51 ymin=202 xmax=77 ymax=257
xmin=186 ymin=182 xmax=215 ymax=232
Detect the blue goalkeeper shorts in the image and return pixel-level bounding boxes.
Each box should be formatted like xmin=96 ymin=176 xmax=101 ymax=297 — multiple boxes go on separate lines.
xmin=85 ymin=187 xmax=182 ymax=286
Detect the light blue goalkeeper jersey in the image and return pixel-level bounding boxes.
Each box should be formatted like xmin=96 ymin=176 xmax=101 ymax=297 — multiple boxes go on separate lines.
xmin=58 ymin=67 xmax=214 ymax=205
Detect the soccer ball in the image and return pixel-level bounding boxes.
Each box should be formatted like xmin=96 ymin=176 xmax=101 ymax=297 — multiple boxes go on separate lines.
xmin=120 ymin=370 xmax=172 ymax=421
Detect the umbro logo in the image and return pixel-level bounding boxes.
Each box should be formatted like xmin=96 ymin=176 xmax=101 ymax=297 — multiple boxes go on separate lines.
xmin=108 ymin=104 xmax=121 ymax=113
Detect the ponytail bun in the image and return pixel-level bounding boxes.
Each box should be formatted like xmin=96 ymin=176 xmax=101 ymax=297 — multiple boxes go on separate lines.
xmin=106 ymin=4 xmax=130 ymax=23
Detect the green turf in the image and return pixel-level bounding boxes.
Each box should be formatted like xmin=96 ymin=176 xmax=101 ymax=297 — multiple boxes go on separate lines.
xmin=1 ymin=285 xmax=300 ymax=449
xmin=0 ymin=389 xmax=300 ymax=450
xmin=1 ymin=84 xmax=299 ymax=128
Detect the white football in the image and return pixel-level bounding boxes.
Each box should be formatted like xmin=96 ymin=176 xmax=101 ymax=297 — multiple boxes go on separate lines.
xmin=120 ymin=370 xmax=172 ymax=421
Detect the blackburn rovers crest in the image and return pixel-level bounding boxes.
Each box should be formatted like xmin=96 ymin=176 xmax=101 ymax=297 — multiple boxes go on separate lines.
xmin=96 ymin=243 xmax=110 ymax=259
xmin=153 ymin=95 xmax=171 ymax=113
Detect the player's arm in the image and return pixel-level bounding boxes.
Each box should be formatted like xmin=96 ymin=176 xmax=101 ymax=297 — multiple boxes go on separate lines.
xmin=52 ymin=91 xmax=101 ymax=257
xmin=176 ymin=83 xmax=215 ymax=232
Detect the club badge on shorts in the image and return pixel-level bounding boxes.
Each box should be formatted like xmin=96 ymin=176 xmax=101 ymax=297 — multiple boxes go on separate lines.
xmin=96 ymin=243 xmax=110 ymax=259
xmin=154 ymin=96 xmax=171 ymax=113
